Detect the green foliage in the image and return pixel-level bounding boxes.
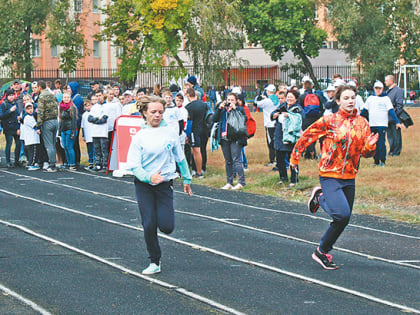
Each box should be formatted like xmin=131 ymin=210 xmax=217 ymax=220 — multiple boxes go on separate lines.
xmin=0 ymin=0 xmax=50 ymax=79
xmin=183 ymin=0 xmax=246 ymax=87
xmin=240 ymin=0 xmax=327 ymax=88
xmin=46 ymin=0 xmax=88 ymax=78
xmin=325 ymin=0 xmax=420 ymax=85
xmin=97 ymin=0 xmax=193 ymax=84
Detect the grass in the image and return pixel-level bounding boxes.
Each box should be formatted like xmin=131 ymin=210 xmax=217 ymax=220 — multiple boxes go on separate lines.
xmin=1 ymin=108 xmax=419 ymax=224
xmin=197 ymin=107 xmax=420 ymax=225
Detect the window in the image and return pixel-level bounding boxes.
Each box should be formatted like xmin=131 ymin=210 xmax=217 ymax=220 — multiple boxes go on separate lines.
xmin=115 ymin=46 xmax=123 ymax=58
xmin=74 ymin=0 xmax=82 ymax=13
xmin=51 ymin=45 xmax=58 ymax=57
xmin=32 ymin=39 xmax=41 ymax=57
xmin=93 ymin=0 xmax=98 ymax=13
xmin=93 ymin=41 xmax=100 ymax=58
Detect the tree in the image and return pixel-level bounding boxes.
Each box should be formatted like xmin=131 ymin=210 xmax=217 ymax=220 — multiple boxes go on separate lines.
xmin=97 ymin=0 xmax=193 ymax=85
xmin=0 ymin=0 xmax=50 ymax=79
xmin=183 ymin=0 xmax=246 ymax=87
xmin=240 ymin=0 xmax=327 ymax=89
xmin=46 ymin=0 xmax=88 ymax=81
xmin=324 ymin=0 xmax=420 ymax=85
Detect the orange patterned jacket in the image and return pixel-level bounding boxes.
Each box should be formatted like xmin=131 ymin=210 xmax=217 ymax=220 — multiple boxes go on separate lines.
xmin=290 ymin=108 xmax=376 ymax=179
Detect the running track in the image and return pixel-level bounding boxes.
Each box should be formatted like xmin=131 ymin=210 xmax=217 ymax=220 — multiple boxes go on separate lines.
xmin=0 ymin=167 xmax=419 ymax=314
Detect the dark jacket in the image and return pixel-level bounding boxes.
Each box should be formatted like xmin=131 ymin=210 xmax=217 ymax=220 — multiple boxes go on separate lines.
xmin=212 ymin=105 xmax=247 ymax=146
xmin=386 ymin=85 xmax=404 ymax=116
xmin=59 ymin=105 xmax=78 ymax=137
xmin=68 ymin=81 xmax=85 ymax=127
xmin=0 ymin=99 xmax=20 ymax=134
xmin=271 ymin=102 xmax=304 ymax=151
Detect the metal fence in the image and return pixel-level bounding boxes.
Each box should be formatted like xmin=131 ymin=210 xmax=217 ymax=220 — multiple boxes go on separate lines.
xmin=0 ymin=64 xmax=362 ymax=94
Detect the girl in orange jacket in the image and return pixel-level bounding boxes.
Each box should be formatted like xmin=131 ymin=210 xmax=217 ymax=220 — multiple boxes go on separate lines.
xmin=290 ymin=85 xmax=379 ymax=270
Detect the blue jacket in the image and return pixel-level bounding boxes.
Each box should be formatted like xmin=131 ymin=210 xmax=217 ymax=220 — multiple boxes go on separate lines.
xmin=208 ymin=87 xmax=217 ymax=100
xmin=68 ymin=81 xmax=84 ymax=127
xmin=0 ymin=99 xmax=20 ymax=135
xmin=271 ymin=103 xmax=304 ymax=151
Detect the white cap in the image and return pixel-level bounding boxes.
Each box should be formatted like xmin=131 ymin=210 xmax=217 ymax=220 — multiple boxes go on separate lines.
xmin=333 ymin=79 xmax=346 ymax=88
xmin=301 ymin=76 xmax=313 ymax=84
xmin=231 ymin=86 xmax=242 ymax=95
xmin=373 ymin=81 xmax=384 ymax=88
xmin=347 ymin=80 xmax=357 ymax=87
xmin=325 ymin=84 xmax=335 ymax=92
xmin=122 ymin=90 xmax=133 ymax=96
xmin=24 ymin=102 xmax=33 ymax=108
xmin=265 ymin=84 xmax=276 ymax=92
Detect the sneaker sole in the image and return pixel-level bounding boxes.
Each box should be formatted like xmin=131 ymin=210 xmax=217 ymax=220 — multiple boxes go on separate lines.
xmin=308 ymin=186 xmax=322 ymax=213
xmin=312 ymin=253 xmax=338 ymax=270
xmin=142 ymin=269 xmax=161 ymax=275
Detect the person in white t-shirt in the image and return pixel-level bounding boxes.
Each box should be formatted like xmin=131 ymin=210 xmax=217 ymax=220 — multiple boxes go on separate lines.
xmin=88 ymin=97 xmax=109 ymax=172
xmin=103 ymin=91 xmax=122 ymax=143
xmin=362 ymin=81 xmax=402 ymax=166
xmin=81 ymin=100 xmax=95 ymax=170
xmin=174 ymin=93 xmax=188 ymax=150
xmin=21 ymin=101 xmax=41 ymax=170
xmin=162 ymin=91 xmax=183 ymax=135
xmin=256 ymin=84 xmax=278 ymax=166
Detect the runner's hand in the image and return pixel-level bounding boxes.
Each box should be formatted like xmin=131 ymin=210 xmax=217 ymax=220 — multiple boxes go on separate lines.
xmin=184 ymin=184 xmax=193 ymax=196
xmin=150 ymin=172 xmax=164 ymax=185
xmin=290 ymin=162 xmax=298 ymax=170
xmin=367 ymin=132 xmax=379 ymax=146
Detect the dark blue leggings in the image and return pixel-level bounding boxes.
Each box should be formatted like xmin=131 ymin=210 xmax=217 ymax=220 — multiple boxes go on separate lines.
xmin=134 ymin=179 xmax=174 ymax=264
xmin=318 ymin=177 xmax=355 ymax=253
xmin=371 ymin=126 xmax=387 ymax=164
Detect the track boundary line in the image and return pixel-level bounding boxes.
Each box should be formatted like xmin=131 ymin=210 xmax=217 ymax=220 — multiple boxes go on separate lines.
xmin=0 ymin=219 xmax=245 ymax=315
xmin=0 ymin=283 xmax=52 ymax=315
xmin=1 ymin=190 xmax=420 ymax=314
xmin=2 ymin=175 xmax=420 ymax=270
xmin=66 ymin=169 xmax=420 ymax=240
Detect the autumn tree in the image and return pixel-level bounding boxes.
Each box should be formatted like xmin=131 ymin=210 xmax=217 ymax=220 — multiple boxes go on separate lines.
xmin=97 ymin=0 xmax=193 ymax=84
xmin=240 ymin=0 xmax=327 ymax=88
xmin=183 ymin=0 xmax=246 ymax=86
xmin=325 ymin=0 xmax=420 ymax=84
xmin=0 ymin=0 xmax=50 ymax=79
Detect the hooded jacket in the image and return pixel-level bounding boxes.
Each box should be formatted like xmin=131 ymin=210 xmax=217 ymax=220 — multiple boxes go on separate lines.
xmin=68 ymin=81 xmax=84 ymax=127
xmin=0 ymin=99 xmax=20 ymax=134
xmin=290 ymin=108 xmax=376 ymax=179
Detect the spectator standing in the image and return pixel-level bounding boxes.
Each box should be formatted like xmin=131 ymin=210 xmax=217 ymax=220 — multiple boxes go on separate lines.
xmin=208 ymin=85 xmax=217 ymax=110
xmin=384 ymin=75 xmax=404 ymax=156
xmin=88 ymin=95 xmax=109 ymax=172
xmin=0 ymin=89 xmax=21 ymax=167
xmin=103 ymin=90 xmax=122 ymax=144
xmin=187 ymin=76 xmax=204 ymax=100
xmin=81 ymin=100 xmax=95 ymax=170
xmin=58 ymin=92 xmax=78 ymax=171
xmin=185 ymin=88 xmax=208 ymax=178
xmin=212 ymin=92 xmax=247 ymax=190
xmin=21 ymin=101 xmax=40 ymax=170
xmin=256 ymin=84 xmax=278 ymax=167
xmin=270 ymin=90 xmax=304 ymax=186
xmin=68 ymin=81 xmax=84 ymax=166
xmin=298 ymin=76 xmax=324 ymax=160
xmin=37 ymin=81 xmax=59 ymax=172
xmin=362 ymin=81 xmax=402 ymax=166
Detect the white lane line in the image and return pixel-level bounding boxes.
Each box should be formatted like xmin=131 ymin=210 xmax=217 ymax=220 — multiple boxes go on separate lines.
xmin=0 ymin=215 xmax=418 ymax=314
xmin=395 ymin=260 xmax=420 ymax=263
xmin=64 ymin=170 xmax=420 ymax=240
xmin=1 ymin=187 xmax=419 ymax=271
xmin=0 ymin=283 xmax=52 ymax=315
xmin=0 ymin=219 xmax=245 ymax=315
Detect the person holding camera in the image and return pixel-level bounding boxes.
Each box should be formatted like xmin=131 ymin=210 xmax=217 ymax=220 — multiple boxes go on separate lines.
xmin=212 ymin=92 xmax=247 ymax=190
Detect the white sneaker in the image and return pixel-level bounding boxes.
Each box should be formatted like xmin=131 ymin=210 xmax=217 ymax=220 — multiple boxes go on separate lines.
xmin=221 ymin=183 xmax=233 ymax=190
xmin=42 ymin=162 xmax=49 ymax=170
xmin=232 ymin=183 xmax=244 ymax=190
xmin=142 ymin=263 xmax=161 ymax=275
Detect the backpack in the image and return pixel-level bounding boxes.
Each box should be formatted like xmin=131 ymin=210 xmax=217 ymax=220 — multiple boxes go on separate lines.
xmin=242 ymin=105 xmax=256 ymax=138
xmin=303 ymin=92 xmax=321 ymax=117
xmin=204 ymin=106 xmax=214 ymax=129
